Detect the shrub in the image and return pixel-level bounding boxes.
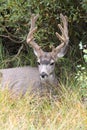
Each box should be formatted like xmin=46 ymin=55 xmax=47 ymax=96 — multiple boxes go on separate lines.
xmin=75 ymin=41 xmax=87 ymax=97
xmin=0 ymin=0 xmax=87 ymax=68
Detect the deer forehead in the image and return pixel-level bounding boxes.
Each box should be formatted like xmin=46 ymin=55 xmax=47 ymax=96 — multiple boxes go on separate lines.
xmin=38 ymin=53 xmax=54 ymax=65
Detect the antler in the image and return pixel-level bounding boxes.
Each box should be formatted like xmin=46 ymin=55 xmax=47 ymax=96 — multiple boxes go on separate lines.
xmin=51 ymin=13 xmax=69 ymax=58
xmin=27 ymin=13 xmax=69 ymax=58
xmin=27 ymin=14 xmax=43 ymax=57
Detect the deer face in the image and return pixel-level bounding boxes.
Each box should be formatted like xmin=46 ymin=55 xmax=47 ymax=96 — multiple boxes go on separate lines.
xmin=36 ymin=52 xmax=55 ymax=81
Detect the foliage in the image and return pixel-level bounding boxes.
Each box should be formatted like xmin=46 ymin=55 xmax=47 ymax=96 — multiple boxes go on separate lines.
xmin=0 ymin=0 xmax=87 ymax=68
xmin=81 ymin=0 xmax=87 ymax=12
xmin=75 ymin=41 xmax=87 ymax=97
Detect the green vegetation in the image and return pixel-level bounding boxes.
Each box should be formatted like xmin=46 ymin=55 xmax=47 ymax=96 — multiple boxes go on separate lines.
xmin=0 ymin=0 xmax=87 ymax=67
xmin=0 ymin=0 xmax=87 ymax=129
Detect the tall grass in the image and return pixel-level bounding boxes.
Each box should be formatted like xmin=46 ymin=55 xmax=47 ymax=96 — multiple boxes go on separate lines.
xmin=0 ymin=82 xmax=87 ymax=130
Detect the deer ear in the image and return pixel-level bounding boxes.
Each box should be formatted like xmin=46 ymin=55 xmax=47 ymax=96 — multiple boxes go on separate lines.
xmin=57 ymin=44 xmax=68 ymax=58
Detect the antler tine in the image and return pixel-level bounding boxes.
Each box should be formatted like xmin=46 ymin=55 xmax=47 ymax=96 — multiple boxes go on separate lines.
xmin=52 ymin=13 xmax=69 ymax=56
xmin=56 ymin=13 xmax=69 ymax=44
xmin=30 ymin=14 xmax=39 ymax=30
xmin=60 ymin=14 xmax=68 ymax=40
xmin=27 ymin=14 xmax=43 ymax=57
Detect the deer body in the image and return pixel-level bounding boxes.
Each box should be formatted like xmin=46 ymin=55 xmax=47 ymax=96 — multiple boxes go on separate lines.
xmin=0 ymin=67 xmax=41 ymax=95
xmin=0 ymin=65 xmax=58 ymax=96
xmin=0 ymin=14 xmax=69 ymax=96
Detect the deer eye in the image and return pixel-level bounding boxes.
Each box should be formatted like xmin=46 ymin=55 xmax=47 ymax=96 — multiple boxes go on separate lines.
xmin=37 ymin=61 xmax=40 ymax=65
xmin=50 ymin=62 xmax=55 ymax=66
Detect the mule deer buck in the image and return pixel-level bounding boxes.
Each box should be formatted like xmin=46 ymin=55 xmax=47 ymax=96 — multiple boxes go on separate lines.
xmin=0 ymin=14 xmax=69 ymax=96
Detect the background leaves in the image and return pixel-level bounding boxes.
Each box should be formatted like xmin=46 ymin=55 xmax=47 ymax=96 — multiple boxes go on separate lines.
xmin=0 ymin=0 xmax=87 ymax=68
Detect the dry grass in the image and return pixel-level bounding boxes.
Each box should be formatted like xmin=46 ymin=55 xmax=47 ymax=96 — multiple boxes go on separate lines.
xmin=0 ymin=85 xmax=87 ymax=130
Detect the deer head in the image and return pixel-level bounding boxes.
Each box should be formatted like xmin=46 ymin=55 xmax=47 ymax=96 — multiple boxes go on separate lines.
xmin=27 ymin=14 xmax=69 ymax=81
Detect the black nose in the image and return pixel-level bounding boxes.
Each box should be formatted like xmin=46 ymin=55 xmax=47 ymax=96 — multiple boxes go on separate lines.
xmin=40 ymin=72 xmax=48 ymax=78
